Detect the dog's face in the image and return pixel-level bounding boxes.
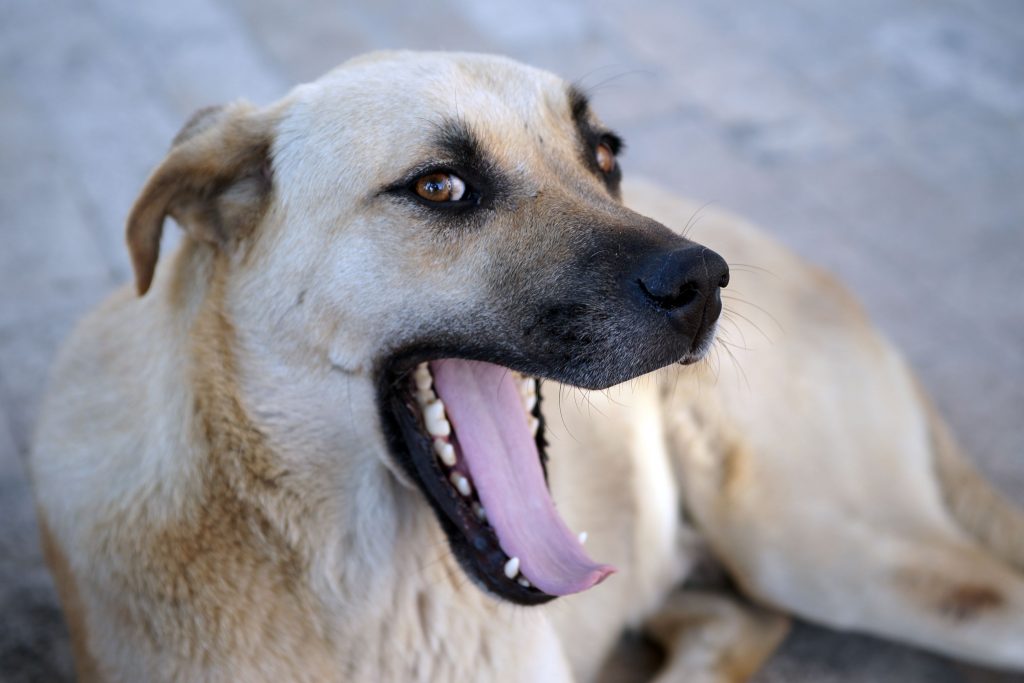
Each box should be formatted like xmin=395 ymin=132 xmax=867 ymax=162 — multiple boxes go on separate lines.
xmin=128 ymin=52 xmax=728 ymax=606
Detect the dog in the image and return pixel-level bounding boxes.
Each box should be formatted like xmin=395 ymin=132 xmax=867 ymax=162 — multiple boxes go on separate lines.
xmin=30 ymin=51 xmax=1024 ymax=682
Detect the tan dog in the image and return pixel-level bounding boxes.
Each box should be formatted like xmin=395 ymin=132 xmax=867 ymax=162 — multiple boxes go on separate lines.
xmin=30 ymin=51 xmax=1024 ymax=682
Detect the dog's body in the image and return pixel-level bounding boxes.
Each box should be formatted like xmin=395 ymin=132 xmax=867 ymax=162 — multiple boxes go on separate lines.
xmin=30 ymin=52 xmax=1024 ymax=682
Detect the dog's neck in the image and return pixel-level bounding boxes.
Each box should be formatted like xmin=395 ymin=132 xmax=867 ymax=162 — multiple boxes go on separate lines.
xmin=181 ymin=240 xmax=405 ymax=592
xmin=133 ymin=241 xmax=573 ymax=679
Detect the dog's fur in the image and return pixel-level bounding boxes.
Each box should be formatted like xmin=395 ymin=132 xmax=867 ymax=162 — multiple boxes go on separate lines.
xmin=30 ymin=51 xmax=1024 ymax=681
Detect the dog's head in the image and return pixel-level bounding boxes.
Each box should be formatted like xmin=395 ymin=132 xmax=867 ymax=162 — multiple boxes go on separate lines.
xmin=127 ymin=52 xmax=728 ymax=606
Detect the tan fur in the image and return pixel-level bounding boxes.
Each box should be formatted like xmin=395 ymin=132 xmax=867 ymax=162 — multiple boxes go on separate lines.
xmin=645 ymin=591 xmax=791 ymax=683
xmin=30 ymin=52 xmax=1024 ymax=682
xmin=923 ymin=386 xmax=1024 ymax=573
xmin=127 ymin=101 xmax=278 ymax=294
xmin=38 ymin=512 xmax=101 ymax=682
xmin=893 ymin=568 xmax=1005 ymax=622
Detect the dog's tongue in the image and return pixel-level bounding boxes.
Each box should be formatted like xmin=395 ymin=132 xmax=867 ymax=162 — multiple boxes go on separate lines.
xmin=431 ymin=359 xmax=614 ymax=596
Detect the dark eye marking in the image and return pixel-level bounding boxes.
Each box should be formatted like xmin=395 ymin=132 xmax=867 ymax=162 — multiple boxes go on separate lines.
xmin=380 ymin=118 xmax=512 ymax=218
xmin=566 ymin=85 xmax=625 ymax=194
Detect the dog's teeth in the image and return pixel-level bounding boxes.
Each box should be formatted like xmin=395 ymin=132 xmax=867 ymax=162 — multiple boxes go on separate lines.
xmin=522 ymin=393 xmax=537 ymax=413
xmin=434 ymin=439 xmax=456 ymax=467
xmin=504 ymin=557 xmax=520 ymax=579
xmin=528 ymin=416 xmax=540 ymax=436
xmin=450 ymin=472 xmax=472 ymax=497
xmin=519 ymin=378 xmax=536 ymax=397
xmin=416 ymin=387 xmax=436 ymax=405
xmin=473 ymin=502 xmax=487 ymax=522
xmin=414 ymin=363 xmax=433 ymax=391
xmin=517 ymin=577 xmax=531 ymax=588
xmin=578 ymin=531 xmax=588 ymax=545
xmin=424 ymin=400 xmax=451 ymax=437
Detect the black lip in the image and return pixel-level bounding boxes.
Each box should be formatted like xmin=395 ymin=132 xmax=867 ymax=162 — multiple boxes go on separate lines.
xmin=377 ymin=353 xmax=554 ymax=606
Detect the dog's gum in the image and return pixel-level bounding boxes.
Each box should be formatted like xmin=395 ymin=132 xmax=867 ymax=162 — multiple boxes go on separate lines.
xmin=473 ymin=502 xmax=487 ymax=522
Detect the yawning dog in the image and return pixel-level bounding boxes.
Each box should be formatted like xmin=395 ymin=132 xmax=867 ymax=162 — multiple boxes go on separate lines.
xmin=30 ymin=51 xmax=1024 ymax=681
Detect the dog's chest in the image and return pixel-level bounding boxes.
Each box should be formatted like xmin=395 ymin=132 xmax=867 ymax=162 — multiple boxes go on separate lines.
xmin=328 ymin=574 xmax=574 ymax=682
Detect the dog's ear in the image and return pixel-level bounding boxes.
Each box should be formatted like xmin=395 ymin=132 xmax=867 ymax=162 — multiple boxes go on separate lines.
xmin=126 ymin=101 xmax=275 ymax=295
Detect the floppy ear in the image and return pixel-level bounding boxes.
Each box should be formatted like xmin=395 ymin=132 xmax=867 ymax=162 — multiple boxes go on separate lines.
xmin=126 ymin=101 xmax=275 ymax=295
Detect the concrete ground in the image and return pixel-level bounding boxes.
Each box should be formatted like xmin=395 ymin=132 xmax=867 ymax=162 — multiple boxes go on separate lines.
xmin=1 ymin=1 xmax=1022 ymax=681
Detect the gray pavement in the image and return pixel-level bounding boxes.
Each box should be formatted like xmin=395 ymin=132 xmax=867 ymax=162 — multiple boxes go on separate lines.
xmin=1 ymin=1 xmax=1022 ymax=681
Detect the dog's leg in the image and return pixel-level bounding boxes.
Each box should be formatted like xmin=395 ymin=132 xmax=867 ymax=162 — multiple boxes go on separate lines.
xmin=805 ymin=397 xmax=1024 ymax=669
xmin=664 ymin=363 xmax=1024 ymax=671
xmin=642 ymin=589 xmax=789 ymax=683
xmin=822 ymin=532 xmax=1024 ymax=668
xmin=924 ymin=386 xmax=1024 ymax=577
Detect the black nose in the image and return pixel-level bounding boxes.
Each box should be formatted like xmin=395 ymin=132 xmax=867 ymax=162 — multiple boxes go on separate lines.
xmin=636 ymin=246 xmax=729 ymax=322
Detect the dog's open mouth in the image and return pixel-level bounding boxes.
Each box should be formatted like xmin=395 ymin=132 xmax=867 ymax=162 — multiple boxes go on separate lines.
xmin=381 ymin=358 xmax=613 ymax=605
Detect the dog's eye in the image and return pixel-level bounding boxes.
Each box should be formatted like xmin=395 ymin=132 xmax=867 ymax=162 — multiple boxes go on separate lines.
xmin=414 ymin=172 xmax=467 ymax=203
xmin=595 ymin=143 xmax=616 ymax=174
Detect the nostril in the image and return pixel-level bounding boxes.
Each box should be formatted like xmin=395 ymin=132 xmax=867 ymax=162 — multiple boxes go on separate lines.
xmin=637 ymin=278 xmax=702 ymax=312
xmin=634 ymin=246 xmax=730 ymax=315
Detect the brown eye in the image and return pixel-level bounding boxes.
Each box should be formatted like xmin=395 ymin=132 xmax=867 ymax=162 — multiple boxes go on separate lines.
xmin=595 ymin=143 xmax=615 ymax=174
xmin=414 ymin=172 xmax=466 ymax=202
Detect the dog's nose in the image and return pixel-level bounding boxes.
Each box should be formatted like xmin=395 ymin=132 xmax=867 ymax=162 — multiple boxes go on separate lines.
xmin=635 ymin=246 xmax=729 ymax=323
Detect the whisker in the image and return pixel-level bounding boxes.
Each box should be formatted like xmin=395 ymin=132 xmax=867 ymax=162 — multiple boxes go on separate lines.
xmin=579 ymin=385 xmax=603 ymax=416
xmin=574 ymin=67 xmax=656 ymax=95
xmin=722 ymin=293 xmax=784 ymax=334
xmin=719 ymin=304 xmax=776 ymax=344
xmin=716 ymin=334 xmax=754 ymax=355
xmin=680 ymin=202 xmax=715 ymax=239
xmin=601 ymin=385 xmax=628 ymax=409
xmin=717 ymin=338 xmax=751 ymax=392
xmin=708 ymin=344 xmax=722 ymax=384
xmin=726 ymin=262 xmax=778 ymax=277
xmin=556 ymin=384 xmax=577 ymax=442
xmin=720 ymin=309 xmax=752 ymax=349
xmin=717 ymin=317 xmax=753 ymax=351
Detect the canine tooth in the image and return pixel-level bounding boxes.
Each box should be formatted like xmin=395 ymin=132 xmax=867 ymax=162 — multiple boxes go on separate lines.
xmin=414 ymin=363 xmax=432 ymax=391
xmin=578 ymin=531 xmax=588 ymax=545
xmin=528 ymin=416 xmax=540 ymax=436
xmin=517 ymin=577 xmax=531 ymax=588
xmin=416 ymin=387 xmax=436 ymax=405
xmin=504 ymin=557 xmax=520 ymax=579
xmin=520 ymin=378 xmax=536 ymax=397
xmin=522 ymin=393 xmax=537 ymax=413
xmin=473 ymin=502 xmax=487 ymax=522
xmin=450 ymin=472 xmax=472 ymax=497
xmin=434 ymin=439 xmax=456 ymax=467
xmin=424 ymin=400 xmax=451 ymax=437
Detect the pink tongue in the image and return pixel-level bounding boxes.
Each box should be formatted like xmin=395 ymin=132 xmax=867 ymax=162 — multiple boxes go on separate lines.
xmin=431 ymin=359 xmax=614 ymax=596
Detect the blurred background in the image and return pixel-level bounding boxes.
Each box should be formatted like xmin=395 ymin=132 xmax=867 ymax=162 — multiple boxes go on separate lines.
xmin=1 ymin=1 xmax=1022 ymax=681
